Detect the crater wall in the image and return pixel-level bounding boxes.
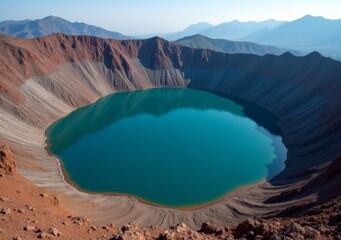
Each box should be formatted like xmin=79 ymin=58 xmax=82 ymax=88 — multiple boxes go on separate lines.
xmin=0 ymin=34 xmax=340 ymax=228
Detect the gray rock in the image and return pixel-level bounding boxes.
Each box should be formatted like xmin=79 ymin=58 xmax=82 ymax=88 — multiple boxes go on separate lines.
xmin=23 ymin=225 xmax=35 ymax=231
xmin=0 ymin=197 xmax=9 ymax=202
xmin=304 ymin=226 xmax=321 ymax=239
xmin=48 ymin=227 xmax=62 ymax=236
xmin=284 ymin=223 xmax=306 ymax=235
xmin=37 ymin=232 xmax=50 ymax=238
xmin=0 ymin=207 xmax=11 ymax=214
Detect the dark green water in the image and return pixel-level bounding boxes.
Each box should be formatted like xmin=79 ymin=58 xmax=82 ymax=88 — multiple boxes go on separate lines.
xmin=47 ymin=88 xmax=286 ymax=208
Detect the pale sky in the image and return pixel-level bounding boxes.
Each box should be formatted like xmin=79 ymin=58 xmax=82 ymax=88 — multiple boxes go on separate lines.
xmin=0 ymin=0 xmax=340 ymax=35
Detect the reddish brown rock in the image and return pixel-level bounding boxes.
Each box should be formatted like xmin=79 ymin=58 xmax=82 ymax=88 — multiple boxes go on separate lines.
xmin=0 ymin=143 xmax=15 ymax=175
xmin=159 ymin=223 xmax=214 ymax=240
xmin=199 ymin=222 xmax=224 ymax=235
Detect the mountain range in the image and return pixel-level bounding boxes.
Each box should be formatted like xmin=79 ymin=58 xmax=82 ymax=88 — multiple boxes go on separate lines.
xmin=0 ymin=16 xmax=300 ymax=57
xmin=164 ymin=15 xmax=341 ymax=59
xmin=241 ymin=15 xmax=341 ymax=59
xmin=1 ymin=15 xmax=340 ymax=59
xmin=162 ymin=20 xmax=284 ymax=41
xmin=175 ymin=34 xmax=302 ymax=56
xmin=0 ymin=16 xmax=131 ymax=39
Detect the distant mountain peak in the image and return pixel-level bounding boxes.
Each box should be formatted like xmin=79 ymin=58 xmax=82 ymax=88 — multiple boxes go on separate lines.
xmin=42 ymin=15 xmax=63 ymax=20
xmin=42 ymin=15 xmax=54 ymax=19
xmin=180 ymin=34 xmax=210 ymax=41
xmin=183 ymin=22 xmax=213 ymax=31
xmin=189 ymin=22 xmax=212 ymax=26
xmin=299 ymin=15 xmax=326 ymax=21
xmin=0 ymin=16 xmax=131 ymax=40
xmin=307 ymin=51 xmax=323 ymax=57
xmin=190 ymin=33 xmax=206 ymax=38
xmin=281 ymin=51 xmax=294 ymax=57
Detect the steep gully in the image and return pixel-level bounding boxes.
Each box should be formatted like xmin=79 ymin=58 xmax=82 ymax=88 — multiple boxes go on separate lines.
xmin=0 ymin=34 xmax=340 ymax=228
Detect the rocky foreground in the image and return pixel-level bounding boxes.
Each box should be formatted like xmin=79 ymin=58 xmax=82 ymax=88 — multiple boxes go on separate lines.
xmin=1 ymin=142 xmax=340 ymax=239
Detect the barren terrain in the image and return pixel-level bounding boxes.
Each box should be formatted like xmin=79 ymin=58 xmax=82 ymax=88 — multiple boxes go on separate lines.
xmin=0 ymin=34 xmax=340 ymax=238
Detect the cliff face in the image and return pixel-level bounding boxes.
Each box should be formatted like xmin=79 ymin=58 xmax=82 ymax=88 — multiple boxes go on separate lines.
xmin=0 ymin=33 xmax=340 ymax=228
xmin=0 ymin=34 xmax=183 ymax=104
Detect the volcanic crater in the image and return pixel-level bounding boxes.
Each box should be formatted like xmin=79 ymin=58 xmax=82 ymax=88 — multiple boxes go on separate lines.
xmin=0 ymin=33 xmax=340 ymax=228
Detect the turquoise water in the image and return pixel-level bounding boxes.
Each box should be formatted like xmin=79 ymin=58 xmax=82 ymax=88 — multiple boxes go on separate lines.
xmin=47 ymin=88 xmax=286 ymax=208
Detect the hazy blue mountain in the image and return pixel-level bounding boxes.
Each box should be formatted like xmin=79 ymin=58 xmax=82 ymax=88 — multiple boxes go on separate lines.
xmin=198 ymin=19 xmax=285 ymax=40
xmin=175 ymin=34 xmax=302 ymax=56
xmin=160 ymin=20 xmax=284 ymax=41
xmin=242 ymin=15 xmax=341 ymax=59
xmin=0 ymin=16 xmax=131 ymax=39
xmin=162 ymin=22 xmax=213 ymax=41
